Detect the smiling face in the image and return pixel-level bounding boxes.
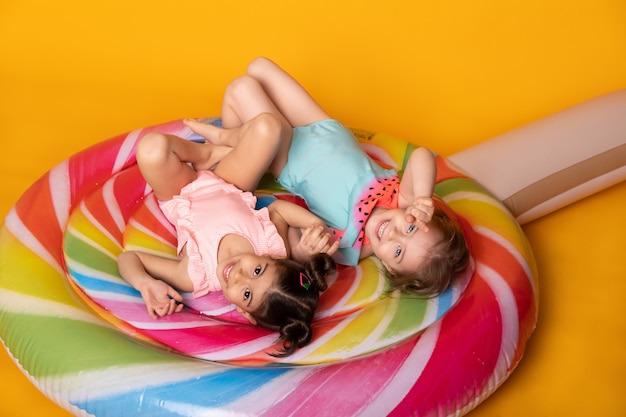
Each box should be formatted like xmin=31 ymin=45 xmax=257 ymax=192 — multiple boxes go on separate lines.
xmin=216 ymin=253 xmax=278 ymax=315
xmin=364 ymin=207 xmax=442 ymax=276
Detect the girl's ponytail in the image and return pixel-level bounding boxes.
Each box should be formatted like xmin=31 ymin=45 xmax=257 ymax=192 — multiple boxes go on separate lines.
xmin=250 ymin=253 xmax=336 ymax=357
xmin=303 ymin=253 xmax=333 ymax=292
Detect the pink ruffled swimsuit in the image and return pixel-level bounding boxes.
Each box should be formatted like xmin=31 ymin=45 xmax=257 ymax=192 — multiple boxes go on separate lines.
xmin=159 ymin=170 xmax=287 ymax=298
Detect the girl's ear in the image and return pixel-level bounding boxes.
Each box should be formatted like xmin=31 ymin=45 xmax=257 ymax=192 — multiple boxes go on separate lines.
xmin=236 ymin=306 xmax=257 ymax=325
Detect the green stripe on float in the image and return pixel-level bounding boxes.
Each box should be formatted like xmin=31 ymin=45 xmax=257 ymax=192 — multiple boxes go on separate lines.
xmin=382 ymin=295 xmax=429 ymax=339
xmin=1 ymin=313 xmax=174 ymax=377
xmin=435 ymin=177 xmax=496 ymax=199
xmin=63 ymin=231 xmax=121 ymax=277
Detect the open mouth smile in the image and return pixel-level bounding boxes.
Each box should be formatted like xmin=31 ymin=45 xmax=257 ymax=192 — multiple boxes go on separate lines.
xmin=223 ymin=263 xmax=234 ymax=287
xmin=377 ymin=220 xmax=389 ymax=240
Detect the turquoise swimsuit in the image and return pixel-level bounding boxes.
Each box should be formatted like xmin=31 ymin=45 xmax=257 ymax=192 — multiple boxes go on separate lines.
xmin=277 ymin=119 xmax=399 ymax=265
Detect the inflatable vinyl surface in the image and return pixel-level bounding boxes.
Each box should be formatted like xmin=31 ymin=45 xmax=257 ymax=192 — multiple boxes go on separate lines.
xmin=1 ymin=0 xmax=625 ymax=416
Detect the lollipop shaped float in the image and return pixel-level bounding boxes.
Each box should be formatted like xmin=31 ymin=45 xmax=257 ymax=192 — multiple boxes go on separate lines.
xmin=0 ymin=90 xmax=624 ymax=416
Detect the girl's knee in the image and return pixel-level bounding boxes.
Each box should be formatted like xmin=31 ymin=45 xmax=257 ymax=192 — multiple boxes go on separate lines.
xmin=224 ymin=75 xmax=260 ymax=103
xmin=246 ymin=56 xmax=273 ymax=76
xmin=137 ymin=132 xmax=169 ymax=167
xmin=253 ymin=112 xmax=282 ymax=140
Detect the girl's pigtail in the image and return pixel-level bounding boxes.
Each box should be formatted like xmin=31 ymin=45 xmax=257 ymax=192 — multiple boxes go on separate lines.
xmin=255 ymin=253 xmax=336 ymax=358
xmin=303 ymin=253 xmax=334 ymax=292
xmin=275 ymin=319 xmax=313 ymax=357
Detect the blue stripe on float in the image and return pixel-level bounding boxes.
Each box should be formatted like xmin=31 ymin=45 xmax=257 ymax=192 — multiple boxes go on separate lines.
xmin=66 ymin=268 xmax=140 ymax=297
xmin=72 ymin=367 xmax=291 ymax=417
xmin=435 ymin=286 xmax=454 ymax=318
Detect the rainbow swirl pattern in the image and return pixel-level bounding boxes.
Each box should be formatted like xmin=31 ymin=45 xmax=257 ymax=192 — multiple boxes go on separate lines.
xmin=0 ymin=118 xmax=538 ymax=416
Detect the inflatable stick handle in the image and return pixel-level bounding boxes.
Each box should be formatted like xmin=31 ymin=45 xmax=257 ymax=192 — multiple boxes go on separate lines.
xmin=448 ymin=89 xmax=626 ymax=224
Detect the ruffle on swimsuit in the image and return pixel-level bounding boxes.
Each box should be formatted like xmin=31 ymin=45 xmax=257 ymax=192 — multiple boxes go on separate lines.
xmin=330 ymin=175 xmax=400 ymax=261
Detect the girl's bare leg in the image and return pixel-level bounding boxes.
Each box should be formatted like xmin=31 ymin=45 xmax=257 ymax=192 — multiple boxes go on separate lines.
xmin=185 ymin=57 xmax=329 ymax=180
xmin=185 ymin=74 xmax=294 ymax=179
xmin=211 ymin=113 xmax=285 ymax=192
xmin=245 ymin=57 xmax=329 ymax=127
xmin=137 ymin=133 xmax=210 ymax=201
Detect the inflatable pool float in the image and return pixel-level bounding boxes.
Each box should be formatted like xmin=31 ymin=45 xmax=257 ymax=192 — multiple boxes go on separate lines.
xmin=1 ymin=90 xmax=624 ymax=416
xmin=61 ymin=119 xmax=474 ymax=366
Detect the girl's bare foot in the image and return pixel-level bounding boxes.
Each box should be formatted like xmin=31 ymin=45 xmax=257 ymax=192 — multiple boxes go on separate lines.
xmin=184 ymin=119 xmax=232 ymax=146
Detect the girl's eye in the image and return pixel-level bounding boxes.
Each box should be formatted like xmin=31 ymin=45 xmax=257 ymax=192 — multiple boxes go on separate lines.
xmin=244 ymin=289 xmax=251 ymax=301
xmin=407 ymin=224 xmax=416 ymax=233
xmin=253 ymin=265 xmax=262 ymax=276
xmin=395 ymin=246 xmax=402 ymax=257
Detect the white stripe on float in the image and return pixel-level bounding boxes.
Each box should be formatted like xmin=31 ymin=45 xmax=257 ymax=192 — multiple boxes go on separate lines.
xmin=356 ymin=322 xmax=441 ymax=417
xmin=193 ymin=333 xmax=281 ymax=361
xmin=102 ymin=175 xmax=127 ymax=234
xmin=48 ymin=160 xmax=71 ymax=230
xmin=0 ymin=289 xmax=105 ymax=325
xmin=475 ymin=262 xmax=520 ymax=378
xmin=227 ymin=368 xmax=315 ymax=416
xmin=474 ymin=225 xmax=537 ymax=297
xmin=113 ymin=129 xmax=141 ymax=173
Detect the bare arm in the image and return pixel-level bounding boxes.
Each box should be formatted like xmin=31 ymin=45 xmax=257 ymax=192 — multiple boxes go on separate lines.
xmin=398 ymin=147 xmax=437 ymax=207
xmin=269 ymin=199 xmax=326 ymax=229
xmin=117 ymin=251 xmax=189 ymax=319
xmin=268 ymin=199 xmax=339 ymax=263
xmin=398 ymin=147 xmax=437 ymax=229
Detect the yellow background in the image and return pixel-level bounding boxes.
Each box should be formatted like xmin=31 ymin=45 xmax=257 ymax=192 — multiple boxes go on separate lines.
xmin=1 ymin=0 xmax=625 ymax=416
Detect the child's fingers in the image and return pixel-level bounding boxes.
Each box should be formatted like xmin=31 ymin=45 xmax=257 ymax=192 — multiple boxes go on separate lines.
xmin=315 ymin=233 xmax=340 ymax=256
xmin=147 ymin=293 xmax=182 ymax=319
xmin=149 ymin=303 xmax=170 ymax=319
xmin=183 ymin=119 xmax=220 ymax=141
xmin=165 ymin=298 xmax=179 ymax=316
xmin=405 ymin=208 xmax=430 ymax=232
xmin=324 ymin=239 xmax=340 ymax=257
xmin=167 ymin=287 xmax=183 ymax=302
xmin=312 ymin=233 xmax=331 ymax=252
xmin=299 ymin=225 xmax=315 ymax=243
xmin=405 ymin=199 xmax=434 ymax=227
xmin=300 ymin=225 xmax=324 ymax=246
xmin=405 ymin=204 xmax=429 ymax=219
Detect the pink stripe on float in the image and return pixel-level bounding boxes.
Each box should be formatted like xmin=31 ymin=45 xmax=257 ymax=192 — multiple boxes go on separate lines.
xmin=111 ymin=167 xmax=148 ymax=221
xmin=262 ymin=338 xmax=419 ymax=416
xmin=90 ymin=297 xmax=277 ymax=357
xmin=470 ymin=230 xmax=537 ymax=355
xmin=130 ymin=194 xmax=178 ymax=248
xmin=92 ymin=167 xmax=147 ymax=247
xmin=67 ymin=136 xmax=126 ymax=205
xmin=390 ymin=277 xmax=503 ymax=416
xmin=358 ymin=324 xmax=441 ymax=416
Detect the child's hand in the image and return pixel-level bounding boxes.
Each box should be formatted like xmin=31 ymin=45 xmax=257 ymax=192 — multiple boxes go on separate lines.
xmin=139 ymin=280 xmax=184 ymax=320
xmin=301 ymin=225 xmax=340 ymax=256
xmin=405 ymin=196 xmax=434 ymax=232
xmin=293 ymin=225 xmax=339 ymax=263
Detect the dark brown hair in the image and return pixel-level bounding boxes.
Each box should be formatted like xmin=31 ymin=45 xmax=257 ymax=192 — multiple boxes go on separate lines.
xmin=250 ymin=253 xmax=336 ymax=357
